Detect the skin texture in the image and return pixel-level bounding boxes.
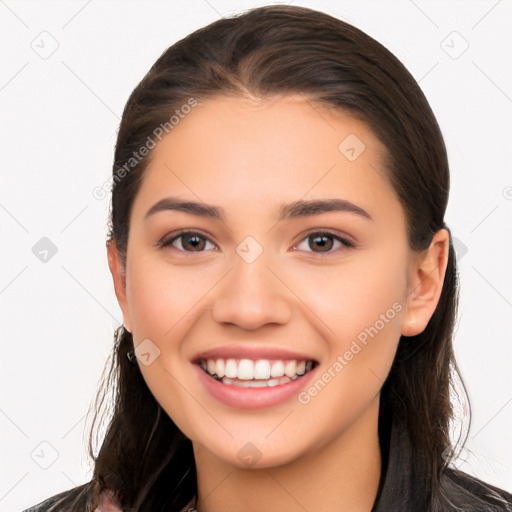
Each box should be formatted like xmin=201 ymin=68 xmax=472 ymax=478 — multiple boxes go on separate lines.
xmin=107 ymin=94 xmax=449 ymax=512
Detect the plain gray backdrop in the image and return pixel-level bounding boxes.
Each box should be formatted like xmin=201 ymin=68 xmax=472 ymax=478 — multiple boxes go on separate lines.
xmin=1 ymin=1 xmax=511 ymax=510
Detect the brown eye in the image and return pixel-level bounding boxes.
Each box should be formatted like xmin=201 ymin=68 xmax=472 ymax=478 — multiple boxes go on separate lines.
xmin=296 ymin=231 xmax=353 ymax=254
xmin=159 ymin=231 xmax=216 ymax=252
xmin=308 ymin=234 xmax=334 ymax=252
xmin=181 ymin=234 xmax=206 ymax=251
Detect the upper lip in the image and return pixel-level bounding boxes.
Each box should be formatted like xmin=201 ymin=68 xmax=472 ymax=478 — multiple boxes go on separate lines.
xmin=191 ymin=344 xmax=318 ymax=364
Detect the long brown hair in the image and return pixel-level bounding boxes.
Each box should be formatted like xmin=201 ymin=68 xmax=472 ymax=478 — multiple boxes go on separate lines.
xmin=46 ymin=5 xmax=504 ymax=511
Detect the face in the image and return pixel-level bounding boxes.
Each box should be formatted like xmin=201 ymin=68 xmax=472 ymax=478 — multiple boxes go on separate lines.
xmin=108 ymin=94 xmax=447 ymax=469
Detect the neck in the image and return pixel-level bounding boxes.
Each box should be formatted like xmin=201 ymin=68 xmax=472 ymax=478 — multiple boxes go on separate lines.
xmin=193 ymin=398 xmax=382 ymax=512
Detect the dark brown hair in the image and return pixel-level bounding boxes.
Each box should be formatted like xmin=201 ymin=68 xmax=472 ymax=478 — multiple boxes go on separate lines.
xmin=45 ymin=5 xmax=509 ymax=511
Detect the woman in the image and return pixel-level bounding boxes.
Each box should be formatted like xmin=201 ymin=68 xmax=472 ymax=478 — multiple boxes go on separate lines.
xmin=25 ymin=4 xmax=512 ymax=512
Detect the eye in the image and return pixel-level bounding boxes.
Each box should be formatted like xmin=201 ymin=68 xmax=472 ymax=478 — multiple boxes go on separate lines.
xmin=157 ymin=230 xmax=353 ymax=255
xmin=157 ymin=231 xmax=216 ymax=252
xmin=295 ymin=231 xmax=354 ymax=255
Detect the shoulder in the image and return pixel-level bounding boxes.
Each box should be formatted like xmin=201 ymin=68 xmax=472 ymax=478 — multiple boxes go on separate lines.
xmin=22 ymin=486 xmax=86 ymax=512
xmin=23 ymin=485 xmax=194 ymax=512
xmin=22 ymin=484 xmax=121 ymax=512
xmin=440 ymin=467 xmax=512 ymax=511
xmin=375 ymin=419 xmax=512 ymax=512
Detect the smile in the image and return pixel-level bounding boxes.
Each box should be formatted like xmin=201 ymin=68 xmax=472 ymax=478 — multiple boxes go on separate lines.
xmin=198 ymin=357 xmax=316 ymax=388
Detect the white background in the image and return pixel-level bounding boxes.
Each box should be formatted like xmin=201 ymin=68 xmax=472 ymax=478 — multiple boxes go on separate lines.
xmin=1 ymin=1 xmax=511 ymax=510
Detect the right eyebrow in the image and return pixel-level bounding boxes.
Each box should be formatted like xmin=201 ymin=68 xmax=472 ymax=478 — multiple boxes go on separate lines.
xmin=144 ymin=196 xmax=372 ymax=223
xmin=144 ymin=197 xmax=227 ymax=222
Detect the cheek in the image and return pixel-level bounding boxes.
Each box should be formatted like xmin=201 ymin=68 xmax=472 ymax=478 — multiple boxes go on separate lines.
xmin=289 ymin=250 xmax=408 ymax=417
xmin=287 ymin=250 xmax=408 ymax=346
xmin=295 ymin=265 xmax=406 ymax=430
xmin=126 ymin=255 xmax=211 ymax=339
xmin=124 ymin=257 xmax=210 ymax=429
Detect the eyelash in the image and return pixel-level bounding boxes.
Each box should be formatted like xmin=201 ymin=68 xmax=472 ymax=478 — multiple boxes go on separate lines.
xmin=156 ymin=229 xmax=354 ymax=256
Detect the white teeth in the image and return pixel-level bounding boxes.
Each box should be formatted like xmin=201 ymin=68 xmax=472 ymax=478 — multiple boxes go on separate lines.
xmin=206 ymin=359 xmax=216 ymax=375
xmin=225 ymin=358 xmax=238 ymax=378
xmin=254 ymin=360 xmax=271 ymax=379
xmin=235 ymin=379 xmax=253 ymax=387
xmin=222 ymin=375 xmax=292 ymax=387
xmin=284 ymin=360 xmax=297 ymax=377
xmin=215 ymin=358 xmax=225 ymax=378
xmin=201 ymin=357 xmax=314 ymax=382
xmin=270 ymin=360 xmax=285 ymax=377
xmin=237 ymin=359 xmax=254 ymax=380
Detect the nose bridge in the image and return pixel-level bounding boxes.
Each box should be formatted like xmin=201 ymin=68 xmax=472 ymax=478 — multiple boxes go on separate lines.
xmin=210 ymin=245 xmax=292 ymax=329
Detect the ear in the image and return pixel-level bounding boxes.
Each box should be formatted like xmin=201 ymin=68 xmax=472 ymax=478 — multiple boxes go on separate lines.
xmin=106 ymin=239 xmax=132 ymax=333
xmin=401 ymin=228 xmax=450 ymax=337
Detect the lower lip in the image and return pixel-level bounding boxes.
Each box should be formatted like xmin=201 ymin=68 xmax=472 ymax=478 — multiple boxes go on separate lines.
xmin=193 ymin=364 xmax=317 ymax=409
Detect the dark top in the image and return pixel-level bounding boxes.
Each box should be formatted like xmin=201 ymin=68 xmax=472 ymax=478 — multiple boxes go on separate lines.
xmin=23 ymin=420 xmax=512 ymax=512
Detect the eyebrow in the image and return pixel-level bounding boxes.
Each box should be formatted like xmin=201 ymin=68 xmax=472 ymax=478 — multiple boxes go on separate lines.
xmin=144 ymin=197 xmax=372 ymax=222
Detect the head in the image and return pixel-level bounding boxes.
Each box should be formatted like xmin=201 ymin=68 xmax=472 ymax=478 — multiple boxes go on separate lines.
xmin=85 ymin=5 xmax=462 ymax=511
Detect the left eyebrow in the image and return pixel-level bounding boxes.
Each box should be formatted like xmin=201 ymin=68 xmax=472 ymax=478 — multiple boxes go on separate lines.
xmin=276 ymin=198 xmax=372 ymax=221
xmin=144 ymin=196 xmax=372 ymax=222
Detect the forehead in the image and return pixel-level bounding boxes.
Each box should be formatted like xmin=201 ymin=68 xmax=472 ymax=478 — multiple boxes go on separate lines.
xmin=131 ymin=94 xmax=403 ymax=226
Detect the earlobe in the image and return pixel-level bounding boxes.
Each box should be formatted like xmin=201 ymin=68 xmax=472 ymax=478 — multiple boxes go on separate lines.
xmin=106 ymin=239 xmax=132 ymax=332
xmin=401 ymin=229 xmax=450 ymax=337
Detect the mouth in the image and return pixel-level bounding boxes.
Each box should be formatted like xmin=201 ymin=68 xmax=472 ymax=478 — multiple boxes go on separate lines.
xmin=197 ymin=357 xmax=318 ymax=388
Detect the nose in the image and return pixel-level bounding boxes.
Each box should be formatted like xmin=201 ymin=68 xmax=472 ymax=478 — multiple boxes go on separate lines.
xmin=210 ymin=255 xmax=293 ymax=331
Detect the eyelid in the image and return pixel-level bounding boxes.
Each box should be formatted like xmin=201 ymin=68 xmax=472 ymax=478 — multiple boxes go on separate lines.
xmin=294 ymin=229 xmax=355 ymax=255
xmin=298 ymin=228 xmax=355 ymax=245
xmin=156 ymin=229 xmax=218 ymax=251
xmin=157 ymin=228 xmax=355 ymax=254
